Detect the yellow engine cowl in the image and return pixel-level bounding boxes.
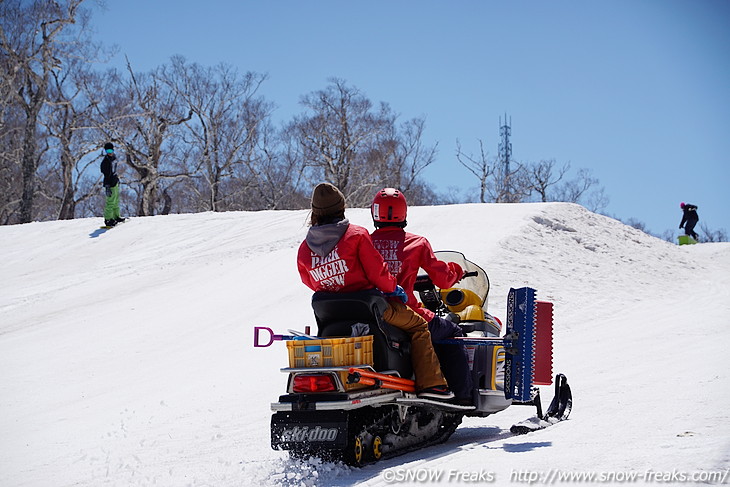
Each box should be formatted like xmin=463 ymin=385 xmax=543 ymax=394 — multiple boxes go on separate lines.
xmin=457 ymin=304 xmax=486 ymax=322
xmin=440 ymin=288 xmax=483 ymax=312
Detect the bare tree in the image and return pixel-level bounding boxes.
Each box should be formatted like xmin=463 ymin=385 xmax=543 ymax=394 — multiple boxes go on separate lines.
xmin=0 ymin=83 xmax=23 ymax=223
xmin=92 ymin=60 xmax=193 ymax=216
xmin=242 ymin=119 xmax=308 ymax=210
xmin=581 ymin=185 xmax=610 ymax=213
xmin=699 ymin=223 xmax=728 ymax=243
xmin=288 ymin=78 xmax=394 ymax=203
xmin=455 ymin=138 xmax=494 ymax=203
xmin=41 ymin=44 xmax=109 ymax=220
xmin=492 ymin=159 xmax=528 ymax=203
xmin=287 ymin=78 xmax=439 ymax=207
xmin=162 ymin=57 xmax=276 ymax=212
xmin=0 ymin=0 xmax=89 ymax=223
xmin=523 ymin=159 xmax=570 ymax=202
xmin=384 ymin=117 xmax=437 ymax=194
xmin=553 ymin=167 xmax=597 ymax=203
xmin=0 ymin=22 xmax=21 ymax=204
xmin=455 ymin=137 xmax=529 ymax=203
xmin=552 ymin=167 xmax=609 ymax=212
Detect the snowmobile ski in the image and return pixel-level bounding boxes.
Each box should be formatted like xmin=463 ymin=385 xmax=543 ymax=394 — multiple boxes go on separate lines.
xmin=510 ymin=416 xmax=560 ymax=434
xmin=545 ymin=373 xmax=572 ymax=420
xmin=510 ymin=373 xmax=572 ymax=434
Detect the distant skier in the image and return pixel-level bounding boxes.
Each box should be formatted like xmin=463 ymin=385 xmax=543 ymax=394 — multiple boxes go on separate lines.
xmin=100 ymin=142 xmax=126 ymax=227
xmin=679 ymin=202 xmax=699 ymax=240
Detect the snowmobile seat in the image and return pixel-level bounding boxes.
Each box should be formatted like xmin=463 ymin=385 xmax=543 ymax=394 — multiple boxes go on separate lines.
xmin=311 ymin=290 xmax=413 ymax=378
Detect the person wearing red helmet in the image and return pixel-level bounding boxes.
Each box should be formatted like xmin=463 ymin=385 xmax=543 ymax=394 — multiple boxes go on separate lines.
xmin=679 ymin=202 xmax=699 ymax=240
xmin=370 ymin=188 xmax=473 ymax=405
xmin=297 ymin=183 xmax=453 ymax=401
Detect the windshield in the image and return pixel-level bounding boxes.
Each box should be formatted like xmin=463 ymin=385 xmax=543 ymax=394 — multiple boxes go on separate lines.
xmin=431 ymin=251 xmax=490 ymax=307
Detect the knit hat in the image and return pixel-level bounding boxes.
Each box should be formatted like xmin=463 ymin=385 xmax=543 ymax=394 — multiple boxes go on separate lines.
xmin=311 ymin=183 xmax=345 ymax=217
xmin=104 ymin=142 xmax=114 ymax=150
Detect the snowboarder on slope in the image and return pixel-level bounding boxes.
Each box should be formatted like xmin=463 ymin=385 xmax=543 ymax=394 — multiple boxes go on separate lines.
xmin=369 ymin=187 xmax=474 ymax=405
xmin=100 ymin=142 xmax=126 ymax=227
xmin=679 ymin=202 xmax=699 ymax=240
xmin=296 ymin=182 xmax=454 ymax=401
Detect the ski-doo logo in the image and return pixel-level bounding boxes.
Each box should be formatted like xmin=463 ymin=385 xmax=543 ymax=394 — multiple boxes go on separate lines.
xmin=281 ymin=426 xmax=339 ymax=443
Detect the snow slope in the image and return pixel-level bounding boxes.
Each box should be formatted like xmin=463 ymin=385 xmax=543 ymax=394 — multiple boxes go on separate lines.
xmin=1 ymin=203 xmax=728 ymax=486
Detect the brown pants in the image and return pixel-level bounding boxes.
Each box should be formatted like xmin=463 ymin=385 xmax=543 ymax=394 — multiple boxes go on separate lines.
xmin=382 ymin=300 xmax=447 ymax=390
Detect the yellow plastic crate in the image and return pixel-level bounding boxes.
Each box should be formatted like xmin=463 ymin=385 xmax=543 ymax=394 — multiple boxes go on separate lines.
xmin=286 ymin=336 xmax=373 ymax=368
xmin=286 ymin=336 xmax=374 ymax=391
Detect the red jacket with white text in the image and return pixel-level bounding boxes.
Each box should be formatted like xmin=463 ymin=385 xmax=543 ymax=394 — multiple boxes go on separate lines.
xmin=370 ymin=227 xmax=462 ymax=321
xmin=298 ymin=221 xmax=397 ymax=294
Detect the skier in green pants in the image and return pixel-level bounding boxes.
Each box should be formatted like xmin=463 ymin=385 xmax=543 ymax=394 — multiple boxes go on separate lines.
xmin=100 ymin=142 xmax=126 ymax=227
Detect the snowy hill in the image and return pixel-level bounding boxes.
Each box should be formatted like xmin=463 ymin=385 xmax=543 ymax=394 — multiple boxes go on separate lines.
xmin=1 ymin=203 xmax=729 ymax=486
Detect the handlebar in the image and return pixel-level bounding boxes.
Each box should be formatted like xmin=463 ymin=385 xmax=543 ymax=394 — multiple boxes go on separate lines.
xmin=416 ymin=270 xmax=478 ymax=291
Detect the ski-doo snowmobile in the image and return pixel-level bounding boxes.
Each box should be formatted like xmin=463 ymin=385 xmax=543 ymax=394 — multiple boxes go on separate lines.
xmin=255 ymin=251 xmax=572 ymax=465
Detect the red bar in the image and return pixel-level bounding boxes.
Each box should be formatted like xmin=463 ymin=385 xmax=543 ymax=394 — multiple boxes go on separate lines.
xmin=355 ymin=375 xmax=415 ymax=392
xmin=533 ymin=301 xmax=554 ymax=385
xmin=348 ymin=367 xmax=415 ymax=387
xmin=349 ymin=367 xmax=416 ymax=392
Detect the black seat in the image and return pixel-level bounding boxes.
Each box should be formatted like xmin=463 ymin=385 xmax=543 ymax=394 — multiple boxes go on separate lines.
xmin=311 ymin=290 xmax=413 ymax=378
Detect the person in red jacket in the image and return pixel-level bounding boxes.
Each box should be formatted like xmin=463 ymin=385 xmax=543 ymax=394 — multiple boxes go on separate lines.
xmin=370 ymin=188 xmax=473 ymax=405
xmin=297 ymin=182 xmax=453 ymax=401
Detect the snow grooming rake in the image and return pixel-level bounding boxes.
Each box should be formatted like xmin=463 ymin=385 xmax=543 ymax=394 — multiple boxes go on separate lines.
xmin=437 ymin=286 xmax=571 ymax=429
xmin=443 ymin=287 xmax=543 ymax=402
xmin=504 ymin=287 xmax=536 ymax=402
xmin=502 ymin=287 xmax=572 ymax=433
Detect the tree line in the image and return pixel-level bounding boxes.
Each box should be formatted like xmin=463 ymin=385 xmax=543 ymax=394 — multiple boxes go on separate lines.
xmin=6 ymin=0 xmax=698 ymax=241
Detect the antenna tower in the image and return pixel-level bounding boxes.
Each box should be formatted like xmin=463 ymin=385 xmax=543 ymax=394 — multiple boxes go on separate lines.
xmin=498 ymin=114 xmax=513 ymax=200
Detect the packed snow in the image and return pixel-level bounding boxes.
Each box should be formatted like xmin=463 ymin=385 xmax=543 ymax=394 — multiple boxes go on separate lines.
xmin=1 ymin=202 xmax=728 ymax=486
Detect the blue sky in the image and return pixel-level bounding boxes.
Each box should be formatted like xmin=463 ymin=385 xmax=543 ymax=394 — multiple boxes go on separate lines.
xmin=92 ymin=0 xmax=729 ymax=237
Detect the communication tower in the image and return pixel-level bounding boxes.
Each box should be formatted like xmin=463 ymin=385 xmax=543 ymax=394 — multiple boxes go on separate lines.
xmin=498 ymin=114 xmax=513 ymax=200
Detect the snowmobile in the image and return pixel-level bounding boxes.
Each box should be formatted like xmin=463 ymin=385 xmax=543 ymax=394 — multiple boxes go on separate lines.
xmin=255 ymin=251 xmax=572 ymax=466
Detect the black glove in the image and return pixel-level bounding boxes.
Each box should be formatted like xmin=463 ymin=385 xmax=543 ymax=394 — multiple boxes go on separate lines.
xmin=104 ymin=186 xmax=111 ymax=197
xmin=679 ymin=224 xmax=683 ymax=229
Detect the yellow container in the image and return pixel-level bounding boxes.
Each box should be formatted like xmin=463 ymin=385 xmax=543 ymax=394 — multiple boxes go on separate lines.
xmin=287 ymin=336 xmax=373 ymax=368
xmin=286 ymin=336 xmax=374 ymax=391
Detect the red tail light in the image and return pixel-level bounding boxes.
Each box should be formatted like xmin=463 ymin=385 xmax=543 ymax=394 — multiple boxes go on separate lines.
xmin=292 ymin=374 xmax=337 ymax=393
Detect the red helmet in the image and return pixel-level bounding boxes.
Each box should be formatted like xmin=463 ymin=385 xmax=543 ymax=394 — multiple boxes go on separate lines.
xmin=680 ymin=202 xmax=686 ymax=209
xmin=372 ymin=188 xmax=407 ymax=223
